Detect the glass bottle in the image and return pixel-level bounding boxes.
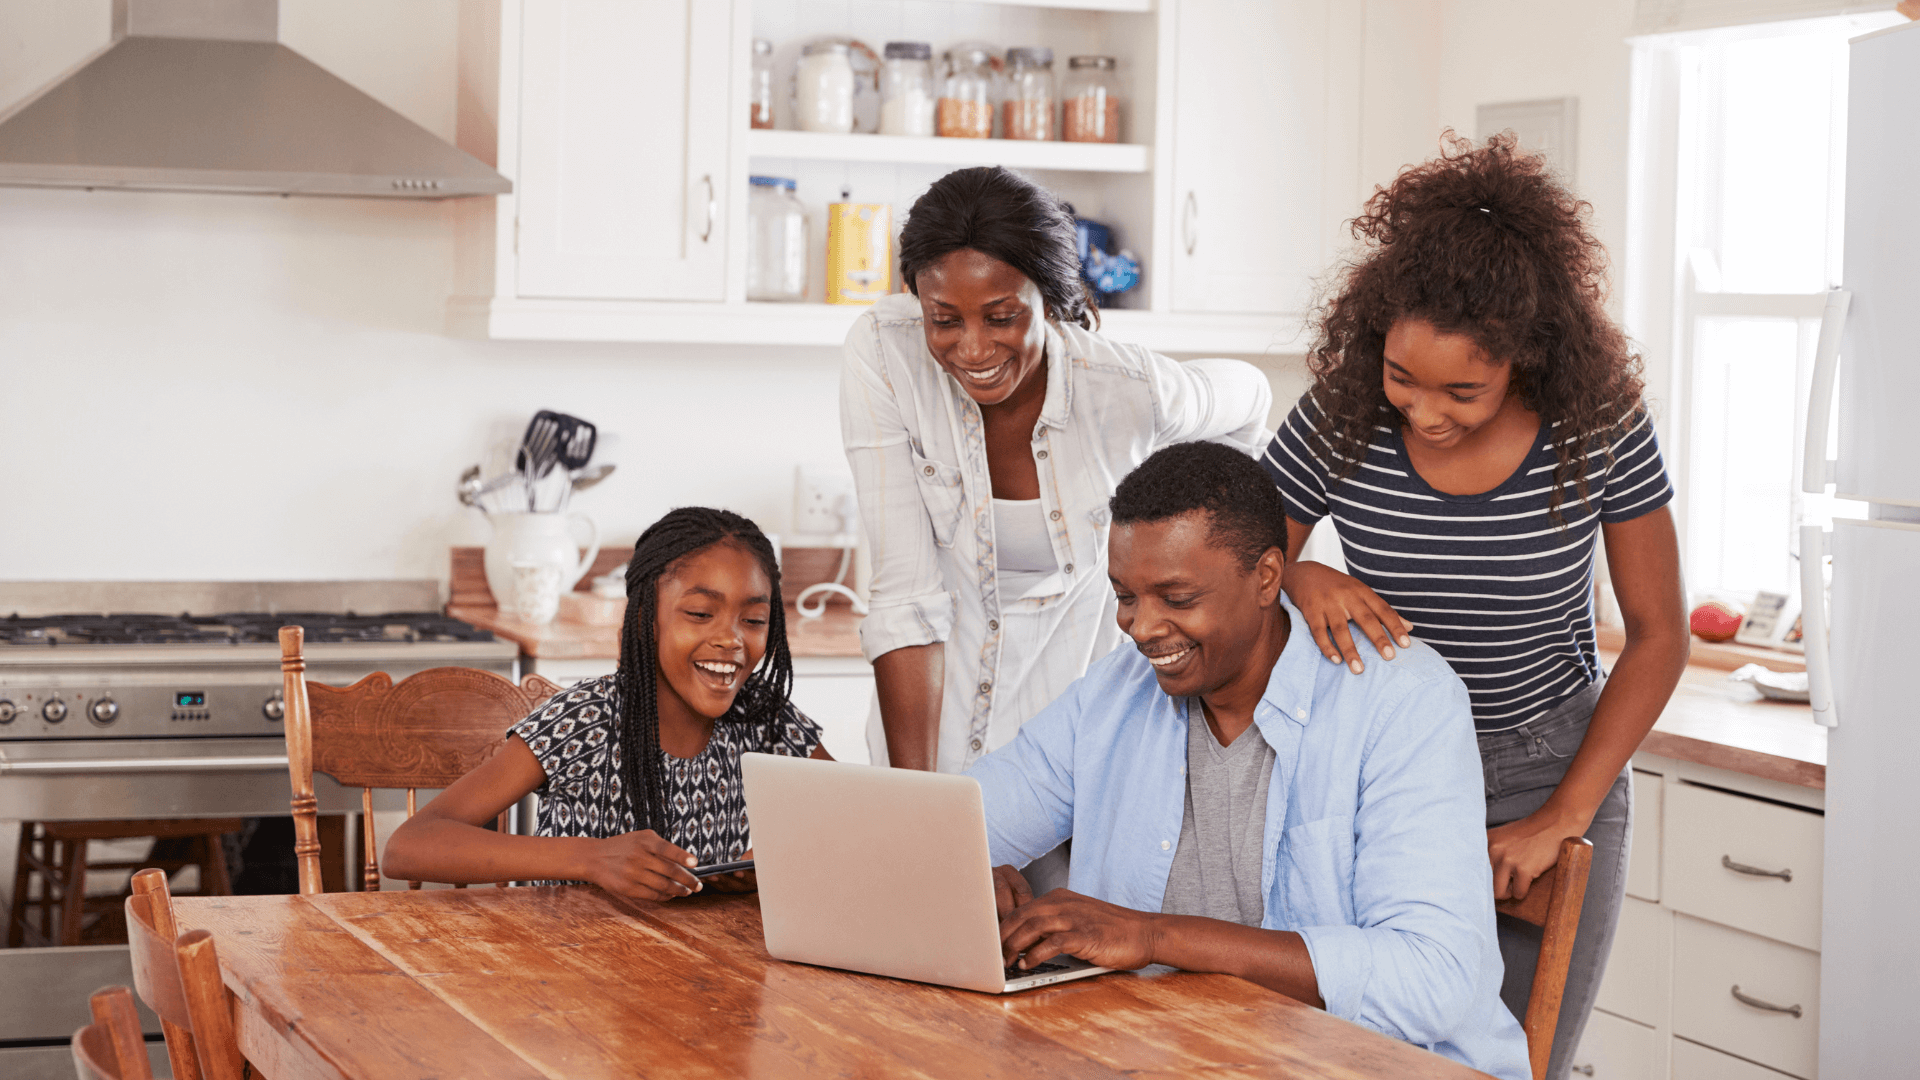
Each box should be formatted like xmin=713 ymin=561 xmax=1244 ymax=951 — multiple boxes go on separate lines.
xmin=1062 ymin=56 xmax=1119 ymax=143
xmin=1003 ymin=47 xmax=1055 ymax=141
xmin=879 ymin=41 xmax=936 ymax=137
xmin=749 ymin=38 xmax=775 ymax=129
xmin=937 ymin=47 xmax=995 ymax=139
xmin=795 ymin=41 xmax=855 ymax=134
xmin=746 ymin=177 xmax=809 ymax=302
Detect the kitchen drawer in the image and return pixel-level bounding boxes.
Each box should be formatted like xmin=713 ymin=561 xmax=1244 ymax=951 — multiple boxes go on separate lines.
xmin=1672 ymin=915 xmax=1819 ymax=1079
xmin=1596 ymin=897 xmax=1670 ymax=1027
xmin=1627 ymin=769 xmax=1661 ymax=901
xmin=1662 ymin=782 xmax=1822 ymax=950
xmin=1568 ymin=1010 xmax=1661 ymax=1080
xmin=1671 ymin=1037 xmax=1803 ymax=1080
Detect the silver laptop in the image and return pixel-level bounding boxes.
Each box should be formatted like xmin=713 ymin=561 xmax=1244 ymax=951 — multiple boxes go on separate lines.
xmin=741 ymin=753 xmax=1112 ymax=994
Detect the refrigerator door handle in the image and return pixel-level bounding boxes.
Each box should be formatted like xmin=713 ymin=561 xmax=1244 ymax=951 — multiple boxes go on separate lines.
xmin=1799 ymin=524 xmax=1835 ymax=727
xmin=1801 ymin=287 xmax=1852 ymax=494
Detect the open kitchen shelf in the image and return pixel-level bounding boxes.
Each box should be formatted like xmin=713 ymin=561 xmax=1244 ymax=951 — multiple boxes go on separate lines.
xmin=965 ymin=0 xmax=1155 ymax=11
xmin=747 ymin=130 xmax=1152 ymax=173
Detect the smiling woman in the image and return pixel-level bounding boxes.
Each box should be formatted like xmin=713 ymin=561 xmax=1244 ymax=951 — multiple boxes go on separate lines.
xmin=840 ymin=167 xmax=1274 ymax=846
xmin=380 ymin=507 xmax=833 ymax=902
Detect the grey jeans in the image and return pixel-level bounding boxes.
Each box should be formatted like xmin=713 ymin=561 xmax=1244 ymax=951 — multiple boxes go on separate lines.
xmin=1479 ymin=679 xmax=1630 ymax=1080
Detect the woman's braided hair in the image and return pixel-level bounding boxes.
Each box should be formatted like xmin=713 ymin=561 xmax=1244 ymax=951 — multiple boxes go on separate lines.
xmin=614 ymin=507 xmax=792 ymax=835
xmin=1307 ymin=131 xmax=1647 ymax=525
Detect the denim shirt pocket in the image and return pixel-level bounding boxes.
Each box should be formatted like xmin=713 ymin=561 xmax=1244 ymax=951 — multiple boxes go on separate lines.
xmin=1277 ymin=815 xmax=1357 ymax=927
xmin=910 ymin=450 xmax=967 ymax=549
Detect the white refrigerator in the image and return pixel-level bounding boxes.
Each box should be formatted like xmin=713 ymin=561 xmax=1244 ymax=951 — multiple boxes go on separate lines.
xmin=1805 ymin=18 xmax=1920 ymax=1078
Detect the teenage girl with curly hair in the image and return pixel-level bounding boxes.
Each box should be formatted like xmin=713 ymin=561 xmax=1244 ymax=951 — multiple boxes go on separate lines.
xmin=1262 ymin=133 xmax=1688 ymax=1080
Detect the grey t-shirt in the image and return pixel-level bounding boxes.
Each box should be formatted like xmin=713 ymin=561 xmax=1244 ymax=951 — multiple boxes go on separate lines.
xmin=1160 ymin=706 xmax=1277 ymax=927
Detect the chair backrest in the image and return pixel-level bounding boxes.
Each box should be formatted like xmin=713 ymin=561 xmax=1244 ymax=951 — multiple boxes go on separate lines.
xmin=124 ymin=870 xmax=245 ymax=1080
xmin=70 ymin=986 xmax=153 ymax=1080
xmin=278 ymin=624 xmax=563 ymax=893
xmin=1494 ymin=836 xmax=1594 ymax=1080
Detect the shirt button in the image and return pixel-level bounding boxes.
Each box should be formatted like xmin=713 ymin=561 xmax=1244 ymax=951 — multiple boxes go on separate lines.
xmin=1295 ymin=707 xmax=1307 ymax=719
xmin=1161 ymin=840 xmax=1171 ymax=850
xmin=923 ymin=465 xmax=935 ymax=476
xmin=1036 ymin=450 xmax=1048 ymax=459
xmin=979 ymin=681 xmax=992 ymax=694
xmin=988 ymin=619 xmax=999 ymax=631
xmin=1049 ymin=510 xmax=1062 ymax=521
xmin=1064 ymin=563 xmax=1074 ymax=573
xmin=971 ymin=738 xmax=983 ymax=751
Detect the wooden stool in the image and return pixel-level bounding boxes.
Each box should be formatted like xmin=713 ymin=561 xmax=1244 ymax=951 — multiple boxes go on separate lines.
xmin=7 ymin=818 xmax=242 ymax=948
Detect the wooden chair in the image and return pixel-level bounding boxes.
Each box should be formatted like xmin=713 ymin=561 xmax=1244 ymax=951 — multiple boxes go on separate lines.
xmin=278 ymin=625 xmax=563 ymax=893
xmin=10 ymin=818 xmax=240 ymax=947
xmin=1495 ymin=836 xmax=1595 ymax=1080
xmin=70 ymin=985 xmax=154 ymax=1080
xmin=124 ymin=869 xmax=246 ymax=1080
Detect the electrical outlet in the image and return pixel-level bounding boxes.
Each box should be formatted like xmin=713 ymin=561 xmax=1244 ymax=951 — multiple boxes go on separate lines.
xmin=793 ymin=465 xmax=856 ymax=540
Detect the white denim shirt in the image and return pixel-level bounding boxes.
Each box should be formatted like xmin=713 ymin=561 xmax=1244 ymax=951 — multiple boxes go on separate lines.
xmin=840 ymin=293 xmax=1272 ymax=772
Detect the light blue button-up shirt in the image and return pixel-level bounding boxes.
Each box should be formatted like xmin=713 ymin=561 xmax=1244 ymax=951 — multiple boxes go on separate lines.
xmin=967 ymin=597 xmax=1530 ymax=1080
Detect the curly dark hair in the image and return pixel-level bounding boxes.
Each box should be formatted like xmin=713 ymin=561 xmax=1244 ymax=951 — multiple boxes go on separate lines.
xmin=1110 ymin=441 xmax=1288 ymax=572
xmin=899 ymin=166 xmax=1096 ymax=329
xmin=1306 ymin=131 xmax=1646 ymax=523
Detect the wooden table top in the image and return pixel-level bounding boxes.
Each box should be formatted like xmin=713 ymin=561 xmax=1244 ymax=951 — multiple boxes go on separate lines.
xmin=175 ymin=888 xmax=1494 ymax=1080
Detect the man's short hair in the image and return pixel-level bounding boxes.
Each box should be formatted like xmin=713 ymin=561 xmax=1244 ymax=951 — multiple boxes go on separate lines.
xmin=1109 ymin=441 xmax=1289 ymax=572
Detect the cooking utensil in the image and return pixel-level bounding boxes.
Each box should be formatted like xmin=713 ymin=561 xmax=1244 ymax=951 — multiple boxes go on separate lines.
xmin=515 ymin=412 xmax=598 ymax=479
xmin=571 ymin=463 xmax=616 ymax=492
xmin=457 ymin=465 xmax=484 ymax=507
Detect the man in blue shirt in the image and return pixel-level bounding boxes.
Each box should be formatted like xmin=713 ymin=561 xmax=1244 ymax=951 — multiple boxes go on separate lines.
xmin=970 ymin=441 xmax=1530 ymax=1080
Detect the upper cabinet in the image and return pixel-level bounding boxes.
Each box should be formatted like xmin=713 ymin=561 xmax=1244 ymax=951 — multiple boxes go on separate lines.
xmin=514 ymin=0 xmax=732 ymax=301
xmin=1166 ymin=0 xmax=1360 ymax=317
xmin=452 ymin=0 xmax=1371 ymax=351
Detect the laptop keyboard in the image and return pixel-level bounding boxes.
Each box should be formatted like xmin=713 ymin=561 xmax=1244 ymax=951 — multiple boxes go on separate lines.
xmin=1005 ymin=959 xmax=1077 ymax=980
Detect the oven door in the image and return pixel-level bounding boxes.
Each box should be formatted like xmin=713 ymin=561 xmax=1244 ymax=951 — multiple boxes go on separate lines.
xmin=0 ymin=737 xmax=387 ymax=1075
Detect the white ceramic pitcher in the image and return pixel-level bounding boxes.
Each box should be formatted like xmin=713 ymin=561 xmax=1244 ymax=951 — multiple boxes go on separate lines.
xmin=484 ymin=511 xmax=601 ymax=616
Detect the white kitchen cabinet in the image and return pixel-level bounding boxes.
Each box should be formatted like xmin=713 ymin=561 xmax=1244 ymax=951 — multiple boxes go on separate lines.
xmin=1596 ymin=898 xmax=1670 ymax=1028
xmin=1671 ymin=1037 xmax=1806 ymax=1080
xmin=1166 ymin=0 xmax=1360 ymax=317
xmin=1627 ymin=767 xmax=1661 ymax=901
xmin=1672 ymin=915 xmax=1820 ymax=1080
xmin=512 ymin=0 xmax=731 ymax=301
xmin=1570 ymin=1009 xmax=1662 ymax=1080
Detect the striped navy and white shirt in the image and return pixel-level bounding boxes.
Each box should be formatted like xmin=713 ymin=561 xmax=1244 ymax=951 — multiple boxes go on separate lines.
xmin=1262 ymin=396 xmax=1674 ymax=732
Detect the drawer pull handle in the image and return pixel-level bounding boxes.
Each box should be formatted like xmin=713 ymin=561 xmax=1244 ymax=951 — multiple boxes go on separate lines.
xmin=1572 ymin=1067 xmax=1594 ymax=1076
xmin=1722 ymin=854 xmax=1792 ymax=882
xmin=1731 ymin=985 xmax=1804 ymax=1018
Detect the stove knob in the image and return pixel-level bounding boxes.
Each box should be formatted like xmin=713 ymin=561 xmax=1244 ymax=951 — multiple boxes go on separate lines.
xmin=263 ymin=695 xmax=285 ymax=722
xmin=0 ymin=699 xmax=15 ymax=724
xmin=89 ymin=696 xmax=119 ymax=725
xmin=43 ymin=698 xmax=68 ymax=723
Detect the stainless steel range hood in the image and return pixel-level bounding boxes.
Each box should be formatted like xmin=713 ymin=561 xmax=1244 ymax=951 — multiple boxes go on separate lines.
xmin=0 ymin=0 xmax=510 ymax=198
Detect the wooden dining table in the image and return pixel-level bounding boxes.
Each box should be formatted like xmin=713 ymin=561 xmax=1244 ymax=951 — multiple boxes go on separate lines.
xmin=173 ymin=886 xmax=1496 ymax=1079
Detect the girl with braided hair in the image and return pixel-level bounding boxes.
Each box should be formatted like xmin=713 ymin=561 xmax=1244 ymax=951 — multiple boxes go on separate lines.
xmin=384 ymin=507 xmax=829 ymax=901
xmin=1261 ymin=133 xmax=1688 ymax=1080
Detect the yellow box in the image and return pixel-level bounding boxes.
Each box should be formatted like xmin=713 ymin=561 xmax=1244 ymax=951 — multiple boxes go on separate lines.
xmin=825 ymin=202 xmax=893 ymax=305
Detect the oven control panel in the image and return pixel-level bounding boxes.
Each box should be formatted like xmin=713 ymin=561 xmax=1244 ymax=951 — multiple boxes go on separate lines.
xmin=0 ymin=684 xmax=287 ymax=740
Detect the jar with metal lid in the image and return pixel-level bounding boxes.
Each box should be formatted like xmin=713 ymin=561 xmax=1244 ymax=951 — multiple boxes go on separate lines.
xmin=879 ymin=41 xmax=936 ymax=137
xmin=1003 ymin=47 xmax=1055 ymax=141
xmin=746 ymin=176 xmax=809 ymax=302
xmin=749 ymin=39 xmax=775 ymax=129
xmin=796 ymin=41 xmax=855 ymax=133
xmin=1061 ymin=56 xmax=1119 ymax=143
xmin=937 ymin=47 xmax=995 ymax=139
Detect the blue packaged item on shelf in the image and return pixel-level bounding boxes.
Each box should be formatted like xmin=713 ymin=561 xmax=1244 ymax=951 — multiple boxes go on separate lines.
xmin=1074 ymin=217 xmax=1140 ymax=308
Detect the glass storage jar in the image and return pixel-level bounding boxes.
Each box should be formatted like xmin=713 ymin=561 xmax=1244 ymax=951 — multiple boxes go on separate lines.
xmin=749 ymin=38 xmax=775 ymax=129
xmin=795 ymin=41 xmax=855 ymax=133
xmin=879 ymin=41 xmax=935 ymax=136
xmin=937 ymin=47 xmax=995 ymax=139
xmin=1062 ymin=55 xmax=1119 ymax=143
xmin=746 ymin=176 xmax=809 ymax=302
xmin=1003 ymin=47 xmax=1055 ymax=141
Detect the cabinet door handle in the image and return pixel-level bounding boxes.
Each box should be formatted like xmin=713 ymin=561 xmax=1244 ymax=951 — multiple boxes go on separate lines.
xmin=1571 ymin=1066 xmax=1594 ymax=1076
xmin=1731 ymin=985 xmax=1804 ymax=1018
xmin=698 ymin=173 xmax=716 ymax=243
xmin=1722 ymin=854 xmax=1792 ymax=882
xmin=1181 ymin=191 xmax=1198 ymax=255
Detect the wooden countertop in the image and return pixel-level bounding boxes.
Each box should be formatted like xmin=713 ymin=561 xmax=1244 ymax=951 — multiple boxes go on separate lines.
xmin=1601 ymin=649 xmax=1826 ymax=789
xmin=450 ymin=601 xmax=865 ymax=660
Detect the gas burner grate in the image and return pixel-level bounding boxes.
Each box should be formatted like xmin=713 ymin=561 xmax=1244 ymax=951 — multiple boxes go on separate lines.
xmin=0 ymin=612 xmax=494 ymax=647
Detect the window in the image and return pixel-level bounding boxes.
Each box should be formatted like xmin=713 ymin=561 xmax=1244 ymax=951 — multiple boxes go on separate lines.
xmin=1628 ymin=12 xmax=1898 ymax=603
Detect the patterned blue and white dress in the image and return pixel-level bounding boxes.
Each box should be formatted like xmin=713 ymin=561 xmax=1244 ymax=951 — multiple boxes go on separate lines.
xmin=510 ymin=675 xmax=823 ymax=866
